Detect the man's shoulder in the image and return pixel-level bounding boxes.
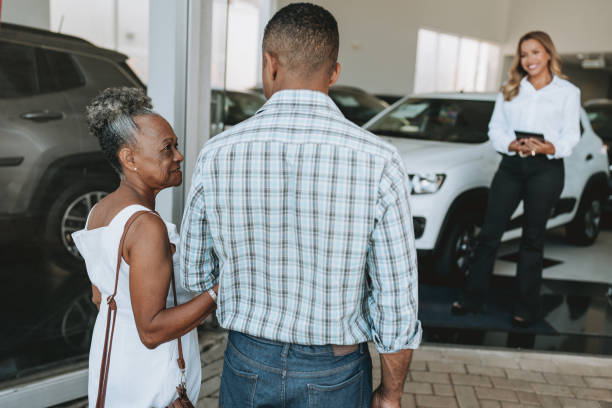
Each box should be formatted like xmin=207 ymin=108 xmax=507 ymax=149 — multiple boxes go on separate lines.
xmin=323 ymin=113 xmax=400 ymax=160
xmin=198 ymin=115 xmax=260 ymax=156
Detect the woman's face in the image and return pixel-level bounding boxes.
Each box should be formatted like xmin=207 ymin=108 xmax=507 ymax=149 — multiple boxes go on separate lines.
xmin=130 ymin=115 xmax=184 ymax=190
xmin=520 ymin=38 xmax=551 ymax=78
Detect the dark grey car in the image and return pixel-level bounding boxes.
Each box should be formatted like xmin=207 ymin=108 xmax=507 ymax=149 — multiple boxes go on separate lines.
xmin=0 ymin=23 xmax=143 ymax=267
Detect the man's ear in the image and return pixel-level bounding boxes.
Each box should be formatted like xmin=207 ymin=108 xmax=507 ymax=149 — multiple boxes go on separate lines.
xmin=264 ymin=51 xmax=279 ymax=81
xmin=329 ymin=62 xmax=341 ymax=87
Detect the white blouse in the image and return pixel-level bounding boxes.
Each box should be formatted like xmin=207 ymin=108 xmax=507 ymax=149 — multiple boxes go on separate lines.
xmin=488 ymin=75 xmax=581 ymax=159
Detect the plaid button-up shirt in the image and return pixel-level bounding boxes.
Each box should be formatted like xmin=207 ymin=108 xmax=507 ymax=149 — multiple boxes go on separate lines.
xmin=180 ymin=89 xmax=421 ymax=352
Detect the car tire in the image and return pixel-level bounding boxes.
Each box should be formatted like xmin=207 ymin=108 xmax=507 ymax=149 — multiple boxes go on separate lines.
xmin=565 ymin=189 xmax=602 ymax=246
xmin=43 ymin=177 xmax=116 ymax=270
xmin=61 ymin=291 xmax=98 ymax=350
xmin=435 ymin=211 xmax=481 ymax=285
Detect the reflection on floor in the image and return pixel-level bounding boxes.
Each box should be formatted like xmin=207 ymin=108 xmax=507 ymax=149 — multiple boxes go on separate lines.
xmin=420 ymin=216 xmax=612 ymax=355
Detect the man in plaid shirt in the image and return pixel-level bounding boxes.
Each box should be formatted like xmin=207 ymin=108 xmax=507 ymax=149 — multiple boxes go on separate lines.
xmin=180 ymin=3 xmax=421 ymax=407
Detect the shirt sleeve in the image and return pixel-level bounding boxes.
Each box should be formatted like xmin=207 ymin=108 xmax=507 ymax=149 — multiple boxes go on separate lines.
xmin=366 ymin=151 xmax=422 ymax=353
xmin=488 ymin=92 xmax=517 ymax=156
xmin=179 ymin=152 xmax=218 ymax=293
xmin=546 ymin=87 xmax=581 ymax=159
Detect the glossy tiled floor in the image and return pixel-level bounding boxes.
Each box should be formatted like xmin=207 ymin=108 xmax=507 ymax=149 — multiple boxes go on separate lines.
xmin=419 ymin=215 xmax=612 ymax=355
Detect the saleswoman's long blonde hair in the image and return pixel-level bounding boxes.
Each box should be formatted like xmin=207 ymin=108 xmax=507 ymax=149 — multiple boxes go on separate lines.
xmin=502 ymin=31 xmax=566 ymax=101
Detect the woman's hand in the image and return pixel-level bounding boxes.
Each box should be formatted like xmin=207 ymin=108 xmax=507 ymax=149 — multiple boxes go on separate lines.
xmin=91 ymin=284 xmax=101 ymax=311
xmin=509 ymin=139 xmax=532 ymax=156
xmin=523 ymin=138 xmax=556 ymax=156
xmin=508 ymin=140 xmax=522 ymax=153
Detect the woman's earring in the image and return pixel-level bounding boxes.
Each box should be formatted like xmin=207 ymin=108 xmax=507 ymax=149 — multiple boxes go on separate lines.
xmin=133 ymin=167 xmax=137 ymax=171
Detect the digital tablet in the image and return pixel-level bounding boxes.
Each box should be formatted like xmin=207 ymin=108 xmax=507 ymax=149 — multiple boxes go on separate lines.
xmin=514 ymin=130 xmax=545 ymax=141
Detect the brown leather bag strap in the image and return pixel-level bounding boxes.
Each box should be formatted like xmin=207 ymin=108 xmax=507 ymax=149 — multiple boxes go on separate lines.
xmin=169 ymin=272 xmax=186 ymax=371
xmin=95 ymin=209 xmax=152 ymax=408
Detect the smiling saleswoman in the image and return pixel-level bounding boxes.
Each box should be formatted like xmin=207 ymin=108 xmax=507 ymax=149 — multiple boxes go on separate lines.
xmin=451 ymin=31 xmax=581 ymax=327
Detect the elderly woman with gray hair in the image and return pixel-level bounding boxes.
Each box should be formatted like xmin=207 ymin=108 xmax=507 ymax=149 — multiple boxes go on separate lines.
xmin=72 ymin=87 xmax=217 ymax=407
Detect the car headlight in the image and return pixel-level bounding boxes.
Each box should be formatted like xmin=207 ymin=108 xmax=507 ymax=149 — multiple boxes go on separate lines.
xmin=409 ymin=173 xmax=445 ymax=194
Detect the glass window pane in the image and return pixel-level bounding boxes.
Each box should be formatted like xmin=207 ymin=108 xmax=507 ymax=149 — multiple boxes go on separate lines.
xmin=475 ymin=42 xmax=489 ymax=92
xmin=436 ymin=34 xmax=459 ymax=92
xmin=414 ymin=28 xmax=501 ymax=94
xmin=485 ymin=43 xmax=501 ymax=92
xmin=414 ymin=29 xmax=438 ymax=94
xmin=456 ymin=37 xmax=479 ymax=92
xmin=44 ymin=49 xmax=86 ymax=91
xmin=0 ymin=41 xmax=39 ymax=98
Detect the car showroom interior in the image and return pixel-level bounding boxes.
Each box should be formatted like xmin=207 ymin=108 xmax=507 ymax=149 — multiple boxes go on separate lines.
xmin=0 ymin=0 xmax=611 ymax=407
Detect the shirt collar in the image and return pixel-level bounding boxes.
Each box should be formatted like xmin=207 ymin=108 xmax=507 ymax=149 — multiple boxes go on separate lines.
xmin=255 ymin=89 xmax=342 ymax=115
xmin=520 ymin=74 xmax=560 ymax=92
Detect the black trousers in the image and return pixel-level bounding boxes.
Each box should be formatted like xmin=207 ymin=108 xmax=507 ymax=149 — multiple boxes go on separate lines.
xmin=461 ymin=155 xmax=564 ymax=320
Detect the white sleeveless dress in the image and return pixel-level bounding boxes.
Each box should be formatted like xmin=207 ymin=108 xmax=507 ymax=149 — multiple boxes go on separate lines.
xmin=72 ymin=204 xmax=201 ymax=408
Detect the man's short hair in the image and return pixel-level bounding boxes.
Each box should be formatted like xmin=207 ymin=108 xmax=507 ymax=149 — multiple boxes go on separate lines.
xmin=263 ymin=2 xmax=339 ymax=76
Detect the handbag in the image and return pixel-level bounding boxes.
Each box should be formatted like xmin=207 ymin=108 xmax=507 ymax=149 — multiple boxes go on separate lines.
xmin=95 ymin=210 xmax=195 ymax=408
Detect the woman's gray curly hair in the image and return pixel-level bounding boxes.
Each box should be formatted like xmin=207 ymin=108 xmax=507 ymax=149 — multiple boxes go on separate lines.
xmin=86 ymin=87 xmax=156 ymax=174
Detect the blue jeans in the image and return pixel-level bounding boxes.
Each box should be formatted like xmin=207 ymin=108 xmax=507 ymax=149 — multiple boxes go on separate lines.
xmin=219 ymin=331 xmax=373 ymax=408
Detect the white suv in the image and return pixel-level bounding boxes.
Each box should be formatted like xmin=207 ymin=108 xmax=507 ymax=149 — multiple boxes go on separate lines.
xmin=364 ymin=93 xmax=609 ymax=282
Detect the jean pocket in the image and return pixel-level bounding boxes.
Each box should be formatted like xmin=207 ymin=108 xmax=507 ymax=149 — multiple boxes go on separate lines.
xmin=308 ymin=370 xmax=363 ymax=408
xmin=220 ymin=356 xmax=258 ymax=408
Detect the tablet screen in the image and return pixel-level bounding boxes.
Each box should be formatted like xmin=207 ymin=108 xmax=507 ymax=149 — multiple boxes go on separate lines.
xmin=514 ymin=130 xmax=544 ymax=141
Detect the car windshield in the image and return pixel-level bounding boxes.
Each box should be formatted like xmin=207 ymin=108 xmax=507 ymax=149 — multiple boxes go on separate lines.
xmin=329 ymin=89 xmax=388 ymax=126
xmin=585 ymin=105 xmax=612 ymax=141
xmin=367 ymin=97 xmax=494 ymax=144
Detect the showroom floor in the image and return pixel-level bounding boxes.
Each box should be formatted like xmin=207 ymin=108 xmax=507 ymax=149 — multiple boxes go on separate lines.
xmin=420 ymin=215 xmax=612 ymax=355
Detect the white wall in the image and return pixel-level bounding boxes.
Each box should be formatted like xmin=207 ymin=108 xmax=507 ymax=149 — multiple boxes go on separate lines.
xmin=276 ymin=0 xmax=510 ymax=95
xmin=50 ymin=0 xmax=149 ymax=82
xmin=504 ymin=0 xmax=612 ymax=55
xmin=2 ymin=0 xmax=50 ymax=29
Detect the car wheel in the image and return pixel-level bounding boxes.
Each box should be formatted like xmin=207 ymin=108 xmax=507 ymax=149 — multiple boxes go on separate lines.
xmin=565 ymin=190 xmax=602 ymax=246
xmin=44 ymin=178 xmax=115 ymax=269
xmin=435 ymin=212 xmax=481 ymax=285
xmin=61 ymin=291 xmax=97 ymax=350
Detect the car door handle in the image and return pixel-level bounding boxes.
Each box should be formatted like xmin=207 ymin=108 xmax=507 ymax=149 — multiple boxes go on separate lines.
xmin=585 ymin=153 xmax=593 ymax=161
xmin=20 ymin=110 xmax=64 ymax=122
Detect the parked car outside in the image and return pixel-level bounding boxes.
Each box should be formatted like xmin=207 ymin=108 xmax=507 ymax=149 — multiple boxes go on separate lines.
xmin=210 ymin=89 xmax=266 ymax=136
xmin=375 ymin=93 xmax=403 ymax=105
xmin=327 ymin=85 xmax=389 ymax=126
xmin=0 ymin=23 xmax=143 ymax=268
xmin=584 ymin=99 xmax=612 ymax=210
xmin=364 ymin=93 xmax=609 ymax=283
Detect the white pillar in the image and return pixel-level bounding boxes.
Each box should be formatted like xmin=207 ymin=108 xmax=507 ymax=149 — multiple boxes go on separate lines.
xmin=148 ymin=0 xmax=212 ymax=225
xmin=184 ymin=0 xmax=213 ymax=195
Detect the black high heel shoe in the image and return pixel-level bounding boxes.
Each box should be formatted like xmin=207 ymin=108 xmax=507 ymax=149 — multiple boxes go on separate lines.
xmin=511 ymin=315 xmax=534 ymax=328
xmin=451 ymin=302 xmax=469 ymax=316
xmin=451 ymin=301 xmax=484 ymax=316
